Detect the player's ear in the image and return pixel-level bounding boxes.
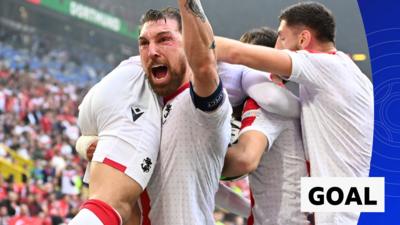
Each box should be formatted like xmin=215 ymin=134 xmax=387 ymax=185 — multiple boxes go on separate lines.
xmin=299 ymin=30 xmax=312 ymax=49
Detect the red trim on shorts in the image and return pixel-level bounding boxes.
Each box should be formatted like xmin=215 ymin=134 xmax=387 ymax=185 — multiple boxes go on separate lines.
xmin=103 ymin=157 xmax=127 ymax=173
xmin=140 ymin=190 xmax=152 ymax=225
xmin=163 ymin=82 xmax=190 ymax=104
xmin=306 ymin=160 xmax=311 ymax=176
xmin=247 ymin=190 xmax=255 ymax=225
xmin=81 ymin=199 xmax=121 ymax=225
xmin=241 ymin=98 xmax=260 ymax=130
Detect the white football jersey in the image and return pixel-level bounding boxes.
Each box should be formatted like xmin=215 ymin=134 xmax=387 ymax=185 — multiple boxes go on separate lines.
xmin=78 ymin=56 xmax=162 ymax=188
xmin=144 ymin=84 xmax=232 ymax=225
xmin=218 ymin=62 xmax=300 ymax=118
xmin=240 ymin=98 xmax=308 ymax=225
xmin=287 ymin=50 xmax=374 ymax=225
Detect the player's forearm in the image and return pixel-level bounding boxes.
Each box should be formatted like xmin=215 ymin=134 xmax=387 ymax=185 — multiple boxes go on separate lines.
xmin=178 ymin=0 xmax=218 ymax=96
xmin=215 ymin=36 xmax=240 ymax=64
xmin=223 ymin=132 xmax=267 ymax=177
xmin=215 ymin=36 xmax=293 ymax=78
xmin=222 ymin=144 xmax=257 ymax=177
xmin=178 ymin=0 xmax=214 ymax=66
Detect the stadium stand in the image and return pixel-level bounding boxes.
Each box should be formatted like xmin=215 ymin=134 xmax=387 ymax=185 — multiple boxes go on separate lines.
xmin=0 ymin=25 xmax=91 ymax=224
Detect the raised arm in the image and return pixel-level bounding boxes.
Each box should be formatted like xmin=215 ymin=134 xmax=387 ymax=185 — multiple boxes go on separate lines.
xmin=215 ymin=36 xmax=293 ymax=79
xmin=178 ymin=0 xmax=219 ymax=97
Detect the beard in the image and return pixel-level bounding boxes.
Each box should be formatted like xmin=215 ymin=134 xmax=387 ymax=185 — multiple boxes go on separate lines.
xmin=147 ymin=65 xmax=187 ymax=97
xmin=148 ymin=72 xmax=183 ymax=97
xmin=144 ymin=52 xmax=189 ymax=97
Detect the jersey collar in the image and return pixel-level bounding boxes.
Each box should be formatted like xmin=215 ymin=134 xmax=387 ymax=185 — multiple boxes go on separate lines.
xmin=163 ymin=82 xmax=190 ymax=104
xmin=304 ymin=49 xmax=337 ymax=55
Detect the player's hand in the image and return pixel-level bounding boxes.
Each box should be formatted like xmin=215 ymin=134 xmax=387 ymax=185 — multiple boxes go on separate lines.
xmin=75 ymin=136 xmax=98 ymax=161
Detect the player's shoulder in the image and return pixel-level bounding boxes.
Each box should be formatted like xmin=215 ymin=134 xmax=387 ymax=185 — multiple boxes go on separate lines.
xmin=109 ymin=56 xmax=145 ymax=77
xmin=217 ymin=62 xmax=244 ymax=88
xmin=293 ymin=49 xmax=335 ymax=60
xmin=96 ymin=56 xmax=146 ymax=88
xmin=116 ymin=56 xmax=142 ymax=69
xmin=292 ymin=50 xmax=350 ymax=73
xmin=120 ymin=55 xmax=142 ymax=66
xmin=217 ymin=62 xmax=244 ymax=74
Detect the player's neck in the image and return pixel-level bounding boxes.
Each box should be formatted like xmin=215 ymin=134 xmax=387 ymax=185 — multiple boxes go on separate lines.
xmin=177 ymin=69 xmax=190 ymax=89
xmin=177 ymin=72 xmax=190 ymax=92
xmin=306 ymin=41 xmax=337 ymax=53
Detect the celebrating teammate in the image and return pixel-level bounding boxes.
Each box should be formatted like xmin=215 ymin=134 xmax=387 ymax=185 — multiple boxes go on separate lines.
xmin=216 ymin=2 xmax=374 ymax=225
xmin=222 ymin=27 xmax=308 ymax=225
xmin=139 ymin=2 xmax=231 ymax=224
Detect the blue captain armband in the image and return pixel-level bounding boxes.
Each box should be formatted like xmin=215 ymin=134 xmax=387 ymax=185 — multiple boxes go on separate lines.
xmin=190 ymin=79 xmax=225 ymax=112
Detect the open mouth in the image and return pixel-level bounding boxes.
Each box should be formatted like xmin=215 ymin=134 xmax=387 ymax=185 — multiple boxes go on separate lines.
xmin=151 ymin=65 xmax=168 ymax=80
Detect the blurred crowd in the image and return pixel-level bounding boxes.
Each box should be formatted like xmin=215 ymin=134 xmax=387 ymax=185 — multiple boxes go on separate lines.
xmin=0 ymin=58 xmax=87 ymax=224
xmin=0 ymin=26 xmax=114 ymax=86
xmin=0 ymin=25 xmax=249 ymax=225
xmin=0 ymin=25 xmax=96 ymax=225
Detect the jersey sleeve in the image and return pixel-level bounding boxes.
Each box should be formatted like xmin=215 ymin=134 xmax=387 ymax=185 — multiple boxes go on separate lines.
xmin=217 ymin=62 xmax=247 ymax=107
xmin=241 ymin=66 xmax=300 ymax=118
xmin=286 ymin=50 xmax=332 ymax=87
xmin=239 ymin=98 xmax=286 ymax=151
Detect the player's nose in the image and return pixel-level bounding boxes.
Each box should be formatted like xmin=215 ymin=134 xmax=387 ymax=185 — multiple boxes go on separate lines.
xmin=148 ymin=42 xmax=160 ymax=59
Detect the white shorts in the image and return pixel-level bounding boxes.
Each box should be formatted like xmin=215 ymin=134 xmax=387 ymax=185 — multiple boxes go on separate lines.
xmin=78 ymin=59 xmax=161 ymax=189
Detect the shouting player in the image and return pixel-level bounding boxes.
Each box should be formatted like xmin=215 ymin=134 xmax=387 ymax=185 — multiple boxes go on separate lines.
xmin=139 ymin=2 xmax=231 ymax=224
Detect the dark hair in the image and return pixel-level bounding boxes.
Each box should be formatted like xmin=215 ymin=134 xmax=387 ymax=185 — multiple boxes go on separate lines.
xmin=279 ymin=2 xmax=335 ymax=43
xmin=239 ymin=27 xmax=277 ymax=48
xmin=140 ymin=7 xmax=182 ymax=32
xmin=240 ymin=27 xmax=287 ymax=84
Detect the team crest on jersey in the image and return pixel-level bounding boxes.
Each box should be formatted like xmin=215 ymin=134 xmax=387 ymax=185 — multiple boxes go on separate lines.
xmin=162 ymin=103 xmax=172 ymax=124
xmin=131 ymin=106 xmax=144 ymax=122
xmin=141 ymin=157 xmax=152 ymax=173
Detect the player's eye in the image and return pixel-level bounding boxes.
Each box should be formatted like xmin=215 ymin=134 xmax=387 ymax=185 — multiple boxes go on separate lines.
xmin=159 ymin=36 xmax=173 ymax=43
xmin=139 ymin=40 xmax=149 ymax=47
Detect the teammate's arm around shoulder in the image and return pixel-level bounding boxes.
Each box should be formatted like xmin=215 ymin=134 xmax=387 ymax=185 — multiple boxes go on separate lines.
xmin=178 ymin=0 xmax=220 ymax=99
xmin=215 ymin=36 xmax=293 ymax=79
